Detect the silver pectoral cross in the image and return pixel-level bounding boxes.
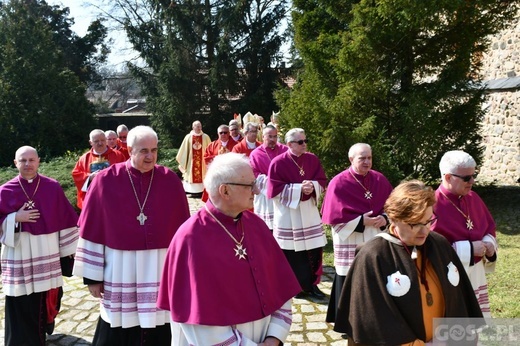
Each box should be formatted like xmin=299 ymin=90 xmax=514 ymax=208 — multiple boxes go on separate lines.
xmin=466 ymin=218 xmax=474 ymax=230
xmin=137 ymin=212 xmax=148 ymax=225
xmin=364 ymin=191 xmax=373 ymax=199
xmin=26 ymin=200 xmax=36 ymax=209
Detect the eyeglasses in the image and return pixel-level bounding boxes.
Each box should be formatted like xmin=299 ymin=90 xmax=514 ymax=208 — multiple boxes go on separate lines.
xmin=449 ymin=173 xmax=478 ymax=182
xmin=291 ymin=139 xmax=309 ymax=145
xmin=118 ymin=136 xmax=127 ymax=139
xmin=230 ymin=128 xmax=239 ymax=132
xmin=219 ymin=131 xmax=229 ymax=135
xmin=224 ymin=180 xmax=257 ymax=192
xmin=408 ymin=216 xmax=438 ymax=230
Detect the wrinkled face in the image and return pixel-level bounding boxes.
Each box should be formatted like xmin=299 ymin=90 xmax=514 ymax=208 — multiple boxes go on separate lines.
xmin=218 ymin=127 xmax=230 ymax=142
xmin=393 ymin=206 xmax=435 ymax=246
xmin=350 ymin=147 xmax=372 ymax=175
xmin=118 ymin=130 xmax=128 ymax=143
xmin=224 ymin=167 xmax=258 ymax=212
xmin=445 ymin=166 xmax=476 ymax=197
xmin=90 ymin=133 xmax=107 ymax=153
xmin=192 ymin=122 xmax=202 ymax=134
xmin=129 ymin=136 xmax=158 ymax=172
xmin=15 ymin=149 xmax=40 ymax=180
xmin=263 ymin=128 xmax=278 ymax=149
xmin=245 ymin=126 xmax=258 ymax=142
xmin=287 ymin=132 xmax=307 ymax=156
xmin=229 ymin=125 xmax=240 ymax=139
xmin=106 ymin=134 xmax=118 ymax=149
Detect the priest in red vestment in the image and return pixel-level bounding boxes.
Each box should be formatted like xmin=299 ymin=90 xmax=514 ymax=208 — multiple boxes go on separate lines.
xmin=231 ymin=122 xmax=262 ymax=157
xmin=267 ymin=128 xmax=328 ymax=299
xmin=204 ymin=124 xmax=238 ymax=165
xmin=71 ymin=129 xmax=125 ymax=209
xmin=73 ymin=126 xmax=190 ymax=345
xmin=0 ymin=146 xmax=78 ymax=345
xmin=431 ymin=150 xmax=497 ymax=318
xmin=157 ymin=153 xmax=301 ymax=345
xmin=116 ymin=124 xmax=129 ymax=149
xmin=106 ymin=130 xmax=130 ymax=160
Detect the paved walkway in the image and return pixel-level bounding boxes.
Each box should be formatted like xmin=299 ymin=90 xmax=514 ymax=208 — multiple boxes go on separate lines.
xmin=0 ymin=196 xmax=345 ymax=345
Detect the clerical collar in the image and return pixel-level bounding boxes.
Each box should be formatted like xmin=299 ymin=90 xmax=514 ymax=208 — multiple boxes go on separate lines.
xmin=246 ymin=140 xmax=256 ymax=148
xmin=233 ymin=212 xmax=243 ymax=222
xmin=93 ymin=148 xmax=108 ymax=156
xmin=221 ymin=140 xmax=229 ymax=146
xmin=20 ymin=174 xmax=38 ymax=183
xmin=232 ymin=136 xmax=241 ymax=141
xmin=350 ymin=166 xmax=369 ymax=177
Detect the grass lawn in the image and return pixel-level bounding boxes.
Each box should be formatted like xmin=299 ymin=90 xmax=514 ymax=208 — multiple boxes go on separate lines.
xmin=0 ymin=150 xmax=518 ymax=317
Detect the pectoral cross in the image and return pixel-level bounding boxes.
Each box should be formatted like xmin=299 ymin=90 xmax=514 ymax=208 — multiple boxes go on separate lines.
xmin=137 ymin=212 xmax=147 ymax=226
xmin=364 ymin=191 xmax=373 ymax=199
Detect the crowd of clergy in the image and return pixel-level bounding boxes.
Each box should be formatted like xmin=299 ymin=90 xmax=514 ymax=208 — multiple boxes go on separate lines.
xmin=0 ymin=110 xmax=497 ymax=345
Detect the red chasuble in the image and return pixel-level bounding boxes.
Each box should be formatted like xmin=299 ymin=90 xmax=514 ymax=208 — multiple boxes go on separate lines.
xmin=204 ymin=138 xmax=238 ymax=165
xmin=157 ymin=200 xmax=301 ymax=325
xmin=78 ymin=161 xmax=190 ymax=250
xmin=191 ymin=135 xmax=204 ymax=183
xmin=71 ymin=148 xmax=125 ymax=209
xmin=231 ymin=140 xmax=262 ymax=157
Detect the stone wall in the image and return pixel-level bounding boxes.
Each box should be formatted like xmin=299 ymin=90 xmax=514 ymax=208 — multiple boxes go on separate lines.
xmin=478 ymin=14 xmax=520 ymax=186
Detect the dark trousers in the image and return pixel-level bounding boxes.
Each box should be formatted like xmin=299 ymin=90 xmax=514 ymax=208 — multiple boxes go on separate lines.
xmin=326 ymin=273 xmax=346 ymax=322
xmin=283 ymin=247 xmax=323 ymax=292
xmin=5 ymin=292 xmax=46 ymax=346
xmin=92 ymin=317 xmax=172 ymax=346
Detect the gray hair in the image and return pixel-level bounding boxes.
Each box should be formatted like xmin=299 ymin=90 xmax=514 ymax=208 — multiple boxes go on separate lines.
xmin=116 ymin=124 xmax=129 ymax=134
xmin=244 ymin=122 xmax=258 ymax=133
xmin=89 ymin=129 xmax=105 ymax=141
xmin=105 ymin=130 xmax=117 ymax=137
xmin=127 ymin=126 xmax=158 ymax=148
xmin=285 ymin=128 xmax=305 ymax=143
xmin=229 ymin=119 xmax=239 ymax=127
xmin=348 ymin=143 xmax=371 ymax=159
xmin=192 ymin=120 xmax=202 ymax=127
xmin=439 ymin=150 xmax=476 ymax=176
xmin=218 ymin=124 xmax=229 ymax=133
xmin=204 ymin=153 xmax=251 ymax=198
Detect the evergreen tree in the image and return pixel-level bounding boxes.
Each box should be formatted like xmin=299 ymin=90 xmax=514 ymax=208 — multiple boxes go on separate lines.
xmin=0 ymin=0 xmax=108 ymax=165
xmin=113 ymin=0 xmax=288 ymax=146
xmin=279 ymin=0 xmax=517 ymax=184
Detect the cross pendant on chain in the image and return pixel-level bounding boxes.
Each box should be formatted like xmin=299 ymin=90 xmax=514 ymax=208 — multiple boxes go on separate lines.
xmin=137 ymin=212 xmax=148 ymax=225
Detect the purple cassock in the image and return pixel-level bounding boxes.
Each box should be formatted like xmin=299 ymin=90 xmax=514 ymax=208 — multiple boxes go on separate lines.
xmin=432 ymin=185 xmax=496 ymax=264
xmin=249 ymin=144 xmax=288 ymax=177
xmin=0 ymin=174 xmax=78 ymax=235
xmin=267 ymin=151 xmax=327 ymax=201
xmin=157 ymin=200 xmax=301 ymax=326
xmin=321 ymin=168 xmax=393 ymax=225
xmin=78 ymin=161 xmax=190 ymax=250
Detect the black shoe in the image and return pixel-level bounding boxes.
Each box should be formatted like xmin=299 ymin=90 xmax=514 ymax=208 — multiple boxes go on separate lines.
xmin=308 ymin=285 xmax=326 ymax=299
xmin=295 ymin=291 xmax=307 ymax=299
xmin=46 ymin=321 xmax=55 ymax=335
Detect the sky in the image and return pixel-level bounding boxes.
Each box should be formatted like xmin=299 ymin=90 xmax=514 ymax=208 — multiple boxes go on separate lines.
xmin=47 ymin=0 xmax=135 ymax=70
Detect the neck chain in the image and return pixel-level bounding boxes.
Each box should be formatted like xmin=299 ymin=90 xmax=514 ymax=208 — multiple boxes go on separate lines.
xmin=126 ymin=167 xmax=155 ymax=226
xmin=394 ymin=226 xmax=433 ymax=307
xmin=205 ymin=205 xmax=247 ymax=260
xmin=18 ymin=175 xmax=40 ymax=209
xmin=349 ymin=168 xmax=372 ymax=199
xmin=439 ymin=190 xmax=473 ymax=230
xmin=289 ymin=153 xmax=305 ymax=176
xmin=263 ymin=146 xmax=275 ymax=161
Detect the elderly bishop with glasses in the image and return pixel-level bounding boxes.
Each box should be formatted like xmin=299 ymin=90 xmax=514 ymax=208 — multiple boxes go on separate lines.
xmin=158 ymin=153 xmax=301 ymax=345
xmin=431 ymin=150 xmax=497 ymax=318
xmin=267 ymin=128 xmax=328 ymax=299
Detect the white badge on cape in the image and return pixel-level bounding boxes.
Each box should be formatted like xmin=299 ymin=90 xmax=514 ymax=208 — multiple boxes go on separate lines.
xmin=447 ymin=261 xmax=460 ymax=286
xmin=386 ymin=270 xmax=411 ymax=297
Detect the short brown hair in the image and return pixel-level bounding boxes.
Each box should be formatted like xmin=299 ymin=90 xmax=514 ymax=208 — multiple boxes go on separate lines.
xmin=384 ymin=180 xmax=436 ymax=224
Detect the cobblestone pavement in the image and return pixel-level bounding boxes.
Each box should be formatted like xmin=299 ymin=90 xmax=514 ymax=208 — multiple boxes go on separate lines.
xmin=0 ymin=196 xmax=344 ymax=345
